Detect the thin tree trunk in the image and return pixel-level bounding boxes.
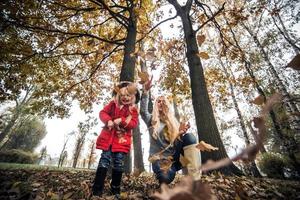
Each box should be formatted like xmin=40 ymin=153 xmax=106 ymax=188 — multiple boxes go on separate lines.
xmin=133 ymin=124 xmax=145 ymax=173
xmin=216 ymin=46 xmax=261 ymax=177
xmin=87 ymin=142 xmax=95 ymax=169
xmin=0 ymin=109 xmax=20 ymax=145
xmin=240 ymin=22 xmax=300 ymax=176
xmin=58 ymin=138 xmax=69 ymax=167
xmin=242 ymin=22 xmax=300 ymax=117
xmin=271 ymin=13 xmax=300 ymax=54
xmin=168 ymin=0 xmax=241 ymax=175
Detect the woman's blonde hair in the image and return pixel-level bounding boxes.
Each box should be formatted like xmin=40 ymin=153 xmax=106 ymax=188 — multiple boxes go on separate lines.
xmin=151 ymin=96 xmax=179 ymax=143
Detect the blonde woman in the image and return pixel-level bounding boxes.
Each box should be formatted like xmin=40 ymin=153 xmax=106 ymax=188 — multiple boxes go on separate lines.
xmin=140 ymin=82 xmax=201 ymax=184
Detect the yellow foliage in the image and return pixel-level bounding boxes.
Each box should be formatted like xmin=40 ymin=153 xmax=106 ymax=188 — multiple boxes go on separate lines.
xmin=197 ymin=35 xmax=206 ymax=46
xmin=197 ymin=52 xmax=210 ymax=59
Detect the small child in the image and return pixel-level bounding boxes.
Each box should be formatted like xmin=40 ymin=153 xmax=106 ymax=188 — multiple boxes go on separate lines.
xmin=92 ymin=81 xmax=140 ymax=197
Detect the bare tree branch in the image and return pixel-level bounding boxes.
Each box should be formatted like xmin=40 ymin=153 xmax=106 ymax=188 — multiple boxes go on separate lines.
xmin=63 ymin=45 xmax=122 ymax=94
xmin=137 ymin=14 xmax=178 ymax=43
xmin=195 ymin=2 xmax=225 ymax=33
xmin=89 ymin=0 xmax=129 ymax=28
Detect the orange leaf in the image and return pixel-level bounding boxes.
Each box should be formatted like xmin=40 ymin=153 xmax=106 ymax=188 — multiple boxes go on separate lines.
xmin=159 ymin=157 xmax=173 ymax=174
xmin=197 ymin=35 xmax=206 ymax=46
xmin=250 ymin=95 xmax=265 ymax=105
xmin=197 ymin=52 xmax=210 ymax=59
xmin=138 ymin=70 xmax=150 ymax=84
xmin=196 ymin=141 xmax=219 ymax=152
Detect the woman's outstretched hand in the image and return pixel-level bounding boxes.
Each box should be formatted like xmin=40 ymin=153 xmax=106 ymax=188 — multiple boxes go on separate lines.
xmin=144 ymin=75 xmax=153 ymax=92
xmin=179 ymin=122 xmax=190 ymax=135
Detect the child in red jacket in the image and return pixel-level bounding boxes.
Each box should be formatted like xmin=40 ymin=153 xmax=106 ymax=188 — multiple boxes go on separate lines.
xmin=92 ymin=81 xmax=140 ymax=198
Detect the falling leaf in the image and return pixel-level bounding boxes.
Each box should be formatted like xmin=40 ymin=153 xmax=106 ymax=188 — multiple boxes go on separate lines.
xmin=196 ymin=141 xmax=219 ymax=152
xmin=148 ymin=47 xmax=157 ymax=52
xmin=138 ymin=70 xmax=150 ymax=84
xmin=114 ymin=84 xmax=120 ymax=94
xmin=250 ymin=95 xmax=265 ymax=105
xmin=152 ymin=176 xmax=216 ymax=200
xmin=159 ymin=158 xmax=173 ymax=174
xmin=127 ymin=83 xmax=137 ymax=95
xmin=286 ymin=54 xmax=300 ymax=70
xmin=197 ymin=52 xmax=210 ymax=59
xmin=148 ymin=154 xmax=161 ymax=163
xmin=145 ymin=51 xmax=156 ymax=60
xmin=197 ymin=35 xmax=206 ymax=46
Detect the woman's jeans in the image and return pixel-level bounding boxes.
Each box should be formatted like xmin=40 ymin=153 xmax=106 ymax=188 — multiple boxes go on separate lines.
xmin=152 ymin=133 xmax=197 ymax=184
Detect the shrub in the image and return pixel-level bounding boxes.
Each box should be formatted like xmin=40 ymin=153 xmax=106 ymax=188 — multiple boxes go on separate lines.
xmin=258 ymin=152 xmax=288 ymax=179
xmin=0 ymin=149 xmax=38 ymax=164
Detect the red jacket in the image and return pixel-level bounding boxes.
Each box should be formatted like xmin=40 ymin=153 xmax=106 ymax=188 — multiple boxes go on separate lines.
xmin=96 ymin=100 xmax=139 ymax=153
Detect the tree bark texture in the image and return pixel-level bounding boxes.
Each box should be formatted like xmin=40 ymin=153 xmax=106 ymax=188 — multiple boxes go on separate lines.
xmin=168 ymin=0 xmax=241 ymax=175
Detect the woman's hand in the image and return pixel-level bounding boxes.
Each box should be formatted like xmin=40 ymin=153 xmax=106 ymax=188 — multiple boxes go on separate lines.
xmin=179 ymin=122 xmax=190 ymax=135
xmin=143 ymin=75 xmax=153 ymax=92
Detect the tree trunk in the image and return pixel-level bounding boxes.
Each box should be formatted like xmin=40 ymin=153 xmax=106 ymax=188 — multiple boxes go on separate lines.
xmin=133 ymin=124 xmax=145 ymax=173
xmin=240 ymin=23 xmax=300 ymax=176
xmin=118 ymin=6 xmax=139 ymax=173
xmin=225 ymin=20 xmax=287 ymax=147
xmin=58 ymin=138 xmax=69 ymax=167
xmin=124 ymin=151 xmax=132 ymax=174
xmin=216 ymin=51 xmax=261 ymax=177
xmin=168 ymin=1 xmax=241 ymax=175
xmin=0 ymin=109 xmax=20 ymax=145
xmin=119 ymin=15 xmax=137 ymax=82
xmin=88 ymin=142 xmax=95 ymax=169
xmin=242 ymin=22 xmax=300 ymax=118
xmin=271 ymin=13 xmax=300 ymax=54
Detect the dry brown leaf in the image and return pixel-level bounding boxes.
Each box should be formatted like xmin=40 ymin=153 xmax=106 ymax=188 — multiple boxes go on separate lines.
xmin=127 ymin=83 xmax=137 ymax=95
xmin=196 ymin=141 xmax=219 ymax=152
xmin=261 ymin=93 xmax=282 ymax=117
xmin=197 ymin=35 xmax=206 ymax=46
xmin=148 ymin=154 xmax=161 ymax=163
xmin=197 ymin=52 xmax=210 ymax=59
xmin=250 ymin=95 xmax=265 ymax=105
xmin=138 ymin=70 xmax=150 ymax=84
xmin=145 ymin=51 xmax=156 ymax=60
xmin=286 ymin=54 xmax=300 ymax=70
xmin=148 ymin=47 xmax=157 ymax=52
xmin=152 ymin=176 xmax=216 ymax=200
xmin=159 ymin=158 xmax=173 ymax=174
xmin=114 ymin=84 xmax=120 ymax=94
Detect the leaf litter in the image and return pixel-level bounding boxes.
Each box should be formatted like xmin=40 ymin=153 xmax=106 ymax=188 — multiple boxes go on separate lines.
xmin=0 ymin=168 xmax=299 ymax=199
xmin=1 ymin=93 xmax=299 ymax=199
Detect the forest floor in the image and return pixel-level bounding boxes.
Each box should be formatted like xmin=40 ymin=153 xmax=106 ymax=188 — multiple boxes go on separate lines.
xmin=0 ymin=163 xmax=299 ymax=200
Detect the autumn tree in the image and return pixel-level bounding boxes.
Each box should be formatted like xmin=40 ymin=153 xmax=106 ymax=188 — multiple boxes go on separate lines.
xmin=38 ymin=146 xmax=48 ymax=164
xmin=87 ymin=139 xmax=97 ymax=169
xmin=216 ymin=0 xmax=300 ymax=176
xmin=161 ymin=0 xmax=241 ymax=175
xmin=58 ymin=131 xmax=74 ymax=167
xmin=72 ymin=116 xmax=97 ymax=168
xmin=0 ymin=116 xmax=47 ymax=152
